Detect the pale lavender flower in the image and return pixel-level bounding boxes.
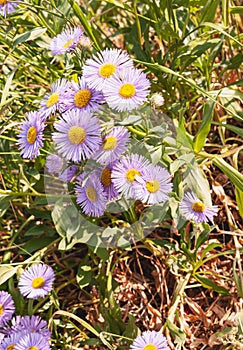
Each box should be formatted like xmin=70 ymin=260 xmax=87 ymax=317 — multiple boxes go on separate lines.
xmin=45 ymin=154 xmax=63 ymax=175
xmin=93 ymin=126 xmax=130 ymax=164
xmin=179 ymin=191 xmax=218 ymax=223
xmin=39 ymin=79 xmax=70 ymax=119
xmin=75 ymin=173 xmax=107 ymax=217
xmin=50 ymin=27 xmax=84 ymax=55
xmin=103 ymin=68 xmax=150 ymax=112
xmin=0 ymin=1 xmax=20 ymax=17
xmin=135 ymin=164 xmax=172 ymax=204
xmin=17 ymin=111 xmax=45 ymax=160
xmin=18 ymin=264 xmax=55 ymax=299
xmin=0 ymin=332 xmax=22 ymax=350
xmin=96 ymin=163 xmax=119 ymax=201
xmin=65 ymin=77 xmax=104 ymax=113
xmin=15 ymin=332 xmax=50 ymax=350
xmin=130 ymin=330 xmax=170 ymax=350
xmin=82 ymin=48 xmax=133 ymax=91
xmin=112 ymin=154 xmax=150 ymax=199
xmin=0 ymin=291 xmax=15 ymax=326
xmin=59 ymin=165 xmax=78 ymax=182
xmin=52 ymin=110 xmax=101 ymax=163
xmin=13 ymin=315 xmax=51 ymax=338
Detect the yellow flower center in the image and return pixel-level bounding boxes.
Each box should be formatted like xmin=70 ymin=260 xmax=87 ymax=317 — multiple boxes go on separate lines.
xmin=27 ymin=126 xmax=37 ymax=144
xmin=6 ymin=344 xmax=15 ymax=350
xmin=192 ymin=201 xmax=205 ymax=212
xmin=143 ymin=345 xmax=157 ymax=350
xmin=98 ymin=63 xmax=116 ymax=78
xmin=119 ymin=83 xmax=136 ymax=98
xmin=126 ymin=169 xmax=141 ymax=182
xmin=68 ymin=126 xmax=86 ymax=145
xmin=63 ymin=39 xmax=74 ymax=49
xmin=86 ymin=186 xmax=97 ymax=202
xmin=102 ymin=136 xmax=117 ymax=151
xmin=32 ymin=277 xmax=45 ymax=289
xmin=46 ymin=92 xmax=59 ymax=107
xmin=6 ymin=345 xmax=15 ymax=350
xmin=0 ymin=304 xmax=4 ymax=315
xmin=101 ymin=168 xmax=111 ymax=187
xmin=0 ymin=0 xmax=7 ymax=4
xmin=74 ymin=89 xmax=91 ymax=108
xmin=28 ymin=347 xmax=39 ymax=350
xmin=146 ymin=180 xmax=160 ymax=193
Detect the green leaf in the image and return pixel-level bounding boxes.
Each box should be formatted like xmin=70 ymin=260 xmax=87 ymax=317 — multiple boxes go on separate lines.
xmin=166 ymin=319 xmax=186 ymax=346
xmin=211 ymin=122 xmax=243 ymax=138
xmin=230 ymin=6 xmax=243 ymax=14
xmin=235 ymin=187 xmax=243 ymax=218
xmin=0 ymin=265 xmax=19 ymax=285
xmin=194 ymin=274 xmax=230 ymax=295
xmin=193 ymin=99 xmax=215 ymax=152
xmin=200 ymin=0 xmax=219 ymax=24
xmin=77 ymin=256 xmax=92 ymax=289
xmin=213 ymin=157 xmax=243 ymax=192
xmin=13 ymin=27 xmax=47 ymax=48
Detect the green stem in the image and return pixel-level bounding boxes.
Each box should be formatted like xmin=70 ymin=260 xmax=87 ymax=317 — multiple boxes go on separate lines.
xmin=127 ymin=125 xmax=147 ymax=137
xmin=28 ymin=299 xmax=34 ymax=316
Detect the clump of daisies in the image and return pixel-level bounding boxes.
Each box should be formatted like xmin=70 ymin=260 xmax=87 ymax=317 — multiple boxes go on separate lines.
xmin=0 ymin=263 xmax=54 ymax=348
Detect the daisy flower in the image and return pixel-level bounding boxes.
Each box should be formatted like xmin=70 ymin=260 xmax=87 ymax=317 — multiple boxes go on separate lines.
xmin=0 ymin=291 xmax=15 ymax=326
xmin=96 ymin=162 xmax=119 ymax=201
xmin=45 ymin=154 xmax=63 ymax=175
xmin=179 ymin=191 xmax=218 ymax=223
xmin=13 ymin=315 xmax=51 ymax=338
xmin=50 ymin=27 xmax=84 ymax=55
xmin=0 ymin=332 xmax=22 ymax=350
xmin=112 ymin=154 xmax=150 ymax=199
xmin=75 ymin=173 xmax=107 ymax=217
xmin=65 ymin=77 xmax=104 ymax=113
xmin=82 ymin=48 xmax=133 ymax=91
xmin=135 ymin=164 xmax=172 ymax=204
xmin=18 ymin=263 xmax=55 ymax=299
xmin=52 ymin=110 xmax=101 ymax=163
xmin=17 ymin=111 xmax=45 ymax=160
xmin=0 ymin=1 xmax=20 ymax=17
xmin=93 ymin=126 xmax=130 ymax=164
xmin=103 ymin=67 xmax=150 ymax=112
xmin=130 ymin=330 xmax=170 ymax=350
xmin=39 ymin=79 xmax=70 ymax=119
xmin=15 ymin=332 xmax=50 ymax=350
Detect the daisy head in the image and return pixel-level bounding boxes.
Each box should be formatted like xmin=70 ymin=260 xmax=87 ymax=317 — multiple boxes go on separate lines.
xmin=52 ymin=110 xmax=101 ymax=163
xmin=0 ymin=291 xmax=15 ymax=326
xmin=0 ymin=1 xmax=20 ymax=17
xmin=112 ymin=154 xmax=150 ymax=199
xmin=65 ymin=77 xmax=104 ymax=113
xmin=93 ymin=126 xmax=130 ymax=164
xmin=130 ymin=330 xmax=170 ymax=350
xmin=50 ymin=27 xmax=84 ymax=55
xmin=18 ymin=263 xmax=55 ymax=299
xmin=17 ymin=111 xmax=45 ymax=160
xmin=39 ymin=79 xmax=70 ymax=119
xmin=75 ymin=173 xmax=107 ymax=217
xmin=103 ymin=67 xmax=151 ymax=112
xmin=0 ymin=332 xmax=23 ymax=350
xmin=15 ymin=332 xmax=50 ymax=350
xmin=13 ymin=315 xmax=51 ymax=338
xmin=82 ymin=48 xmax=133 ymax=91
xmin=135 ymin=164 xmax=172 ymax=204
xmin=179 ymin=191 xmax=218 ymax=223
xmin=96 ymin=162 xmax=119 ymax=202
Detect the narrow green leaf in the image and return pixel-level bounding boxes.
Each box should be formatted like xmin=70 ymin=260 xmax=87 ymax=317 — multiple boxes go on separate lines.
xmin=13 ymin=27 xmax=47 ymax=48
xmin=194 ymin=274 xmax=230 ymax=295
xmin=200 ymin=0 xmax=219 ymax=24
xmin=201 ymin=22 xmax=243 ymax=48
xmin=193 ymin=99 xmax=215 ymax=153
xmin=235 ymin=187 xmax=243 ymax=218
xmin=211 ymin=122 xmax=243 ymax=138
xmin=230 ymin=6 xmax=243 ymax=14
xmin=213 ymin=157 xmax=243 ymax=192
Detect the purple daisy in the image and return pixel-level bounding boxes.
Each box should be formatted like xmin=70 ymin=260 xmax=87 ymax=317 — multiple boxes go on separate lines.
xmin=52 ymin=110 xmax=101 ymax=163
xmin=75 ymin=173 xmax=107 ymax=217
xmin=179 ymin=191 xmax=218 ymax=223
xmin=17 ymin=111 xmax=45 ymax=160
xmin=135 ymin=164 xmax=172 ymax=204
xmin=0 ymin=291 xmax=15 ymax=326
xmin=18 ymin=263 xmax=55 ymax=299
xmin=130 ymin=330 xmax=170 ymax=350
xmin=96 ymin=163 xmax=119 ymax=201
xmin=45 ymin=154 xmax=63 ymax=175
xmin=0 ymin=1 xmax=20 ymax=17
xmin=15 ymin=332 xmax=50 ymax=350
xmin=112 ymin=154 xmax=150 ymax=199
xmin=103 ymin=67 xmax=151 ymax=112
xmin=39 ymin=79 xmax=70 ymax=119
xmin=13 ymin=315 xmax=51 ymax=338
xmin=50 ymin=27 xmax=84 ymax=55
xmin=0 ymin=332 xmax=22 ymax=350
xmin=82 ymin=48 xmax=133 ymax=91
xmin=93 ymin=126 xmax=130 ymax=164
xmin=65 ymin=77 xmax=104 ymax=113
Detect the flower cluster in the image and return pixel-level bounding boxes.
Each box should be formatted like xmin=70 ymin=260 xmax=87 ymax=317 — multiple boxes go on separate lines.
xmin=0 ymin=263 xmax=54 ymax=348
